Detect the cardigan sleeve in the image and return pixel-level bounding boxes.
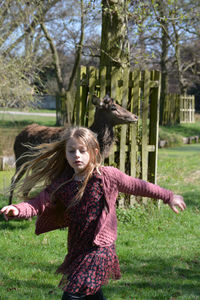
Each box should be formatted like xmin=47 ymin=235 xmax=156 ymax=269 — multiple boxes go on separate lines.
xmin=111 ymin=167 xmax=174 ymax=203
xmin=13 ymin=188 xmax=51 ymax=219
xmin=12 ymin=169 xmax=70 ymax=220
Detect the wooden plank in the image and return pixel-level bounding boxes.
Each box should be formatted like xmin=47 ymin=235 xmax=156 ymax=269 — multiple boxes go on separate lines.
xmin=130 ymin=70 xmax=140 ymax=178
xmin=87 ymin=66 xmax=96 ymax=127
xmin=109 ymin=67 xmax=119 ymax=166
xmin=119 ymin=68 xmax=129 ymax=173
xmin=75 ymin=66 xmax=87 ymax=125
xmin=148 ymin=70 xmax=161 ymax=184
xmin=192 ymin=95 xmax=195 ymax=122
xmin=180 ymin=94 xmax=183 ymax=122
xmin=99 ymin=66 xmax=107 ymax=166
xmin=141 ymin=70 xmax=150 ymax=182
xmin=183 ymin=95 xmax=186 ymax=122
xmin=129 ymin=70 xmax=141 ymax=206
xmin=163 ymin=93 xmax=166 ymax=125
xmin=128 ymin=79 xmax=159 ymax=88
xmin=74 ymin=66 xmax=80 ymax=125
xmin=176 ymin=94 xmax=180 ymax=124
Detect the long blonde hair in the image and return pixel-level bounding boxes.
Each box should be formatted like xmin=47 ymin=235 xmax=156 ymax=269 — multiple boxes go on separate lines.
xmin=14 ymin=126 xmax=102 ymax=208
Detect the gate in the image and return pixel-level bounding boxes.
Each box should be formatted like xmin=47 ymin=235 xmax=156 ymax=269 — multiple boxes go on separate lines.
xmin=162 ymin=93 xmax=195 ymax=125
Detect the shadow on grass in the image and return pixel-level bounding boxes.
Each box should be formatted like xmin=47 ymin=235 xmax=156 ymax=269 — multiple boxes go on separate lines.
xmin=0 ymin=273 xmax=62 ymax=299
xmin=1 ymin=254 xmax=200 ymax=299
xmin=0 ymin=120 xmax=36 ymax=128
xmin=0 ymin=236 xmax=199 ymax=299
xmin=104 ymin=255 xmax=200 ymax=299
xmin=182 ymin=190 xmax=200 ymax=209
xmin=0 ymin=215 xmax=33 ymax=231
xmin=161 ymin=124 xmax=200 ymax=138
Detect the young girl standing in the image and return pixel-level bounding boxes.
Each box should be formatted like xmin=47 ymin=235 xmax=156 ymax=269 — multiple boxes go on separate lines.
xmin=0 ymin=127 xmax=186 ymax=300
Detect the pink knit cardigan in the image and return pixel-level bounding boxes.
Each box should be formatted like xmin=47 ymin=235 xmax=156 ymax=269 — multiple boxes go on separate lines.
xmin=13 ymin=166 xmax=174 ymax=247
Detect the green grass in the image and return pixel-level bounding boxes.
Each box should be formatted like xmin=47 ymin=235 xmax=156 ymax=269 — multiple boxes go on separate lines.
xmin=0 ymin=111 xmax=56 ymax=128
xmin=0 ymin=107 xmax=56 ymax=114
xmin=0 ymin=112 xmax=200 ymax=299
xmin=0 ymin=144 xmax=200 ymax=299
xmin=159 ymin=117 xmax=200 ymax=147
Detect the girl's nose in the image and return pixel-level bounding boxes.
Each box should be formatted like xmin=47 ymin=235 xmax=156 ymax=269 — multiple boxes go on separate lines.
xmin=75 ymin=150 xmax=80 ymax=157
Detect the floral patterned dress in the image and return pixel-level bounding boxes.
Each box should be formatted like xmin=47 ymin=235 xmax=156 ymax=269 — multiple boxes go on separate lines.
xmin=55 ymin=174 xmax=121 ymax=295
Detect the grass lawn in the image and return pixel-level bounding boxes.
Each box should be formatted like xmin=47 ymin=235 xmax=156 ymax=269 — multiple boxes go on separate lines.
xmin=0 ymin=107 xmax=56 ymax=114
xmin=0 ymin=144 xmax=200 ymax=299
xmin=0 ymin=112 xmax=200 ymax=299
xmin=159 ymin=115 xmax=200 ymax=147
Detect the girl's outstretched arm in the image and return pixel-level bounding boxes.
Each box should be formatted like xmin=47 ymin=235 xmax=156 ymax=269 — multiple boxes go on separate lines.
xmin=168 ymin=194 xmax=186 ymax=214
xmin=0 ymin=205 xmax=19 ymax=221
xmin=0 ymin=189 xmax=51 ymax=221
xmin=107 ymin=167 xmax=186 ymax=211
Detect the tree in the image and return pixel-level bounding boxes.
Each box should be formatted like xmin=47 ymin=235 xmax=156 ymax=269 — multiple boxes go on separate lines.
xmin=40 ymin=0 xmax=86 ymax=124
xmin=152 ymin=0 xmax=170 ymax=125
xmin=100 ymin=0 xmax=130 ymax=69
xmin=0 ymin=0 xmax=60 ymax=108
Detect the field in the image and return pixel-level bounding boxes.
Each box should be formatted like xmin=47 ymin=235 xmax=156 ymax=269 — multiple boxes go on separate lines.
xmin=0 ymin=111 xmax=200 ymax=299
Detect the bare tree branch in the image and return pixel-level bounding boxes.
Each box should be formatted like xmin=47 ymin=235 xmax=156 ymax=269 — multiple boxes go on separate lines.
xmin=40 ymin=22 xmax=65 ymax=95
xmin=1 ymin=0 xmax=61 ymax=55
xmin=67 ymin=0 xmax=84 ymax=92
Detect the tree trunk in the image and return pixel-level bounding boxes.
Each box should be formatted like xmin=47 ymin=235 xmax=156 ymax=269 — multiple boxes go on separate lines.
xmin=100 ymin=0 xmax=130 ymax=69
xmin=159 ymin=8 xmax=169 ymax=125
xmin=172 ymin=18 xmax=186 ymax=94
xmin=41 ymin=0 xmax=85 ymax=125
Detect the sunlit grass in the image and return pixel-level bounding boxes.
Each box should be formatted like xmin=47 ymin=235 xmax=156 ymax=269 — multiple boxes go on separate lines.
xmin=0 ymin=107 xmax=56 ymax=113
xmin=0 ymin=144 xmax=200 ymax=299
xmin=0 ymin=111 xmax=200 ymax=299
xmin=159 ymin=117 xmax=200 ymax=147
xmin=0 ymin=113 xmax=56 ymax=128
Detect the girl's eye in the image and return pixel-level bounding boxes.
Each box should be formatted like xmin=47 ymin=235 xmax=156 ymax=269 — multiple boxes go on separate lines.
xmin=80 ymin=149 xmax=87 ymax=153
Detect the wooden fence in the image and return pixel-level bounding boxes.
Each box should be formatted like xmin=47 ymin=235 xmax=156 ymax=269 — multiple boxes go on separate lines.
xmin=162 ymin=93 xmax=195 ymax=125
xmin=180 ymin=94 xmax=195 ymax=123
xmin=61 ymin=66 xmax=161 ymax=207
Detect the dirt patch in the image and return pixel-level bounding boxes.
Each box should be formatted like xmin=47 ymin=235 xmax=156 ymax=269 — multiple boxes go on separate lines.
xmin=184 ymin=170 xmax=200 ymax=183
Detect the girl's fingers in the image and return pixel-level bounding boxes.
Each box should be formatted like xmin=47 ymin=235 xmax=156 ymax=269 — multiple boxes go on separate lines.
xmin=0 ymin=206 xmax=8 ymax=214
xmin=179 ymin=202 xmax=186 ymax=211
xmin=0 ymin=207 xmax=10 ymax=221
xmin=169 ymin=195 xmax=186 ymax=214
xmin=0 ymin=206 xmax=19 ymax=219
xmin=172 ymin=206 xmax=179 ymax=214
xmin=177 ymin=199 xmax=186 ymax=211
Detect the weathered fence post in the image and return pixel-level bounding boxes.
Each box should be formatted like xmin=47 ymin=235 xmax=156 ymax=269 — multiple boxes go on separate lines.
xmin=148 ymin=70 xmax=161 ymax=184
xmin=129 ymin=70 xmax=141 ymax=205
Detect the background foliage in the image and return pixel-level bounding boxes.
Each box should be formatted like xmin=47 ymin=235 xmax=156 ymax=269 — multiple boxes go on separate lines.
xmin=0 ymin=0 xmax=200 ymax=110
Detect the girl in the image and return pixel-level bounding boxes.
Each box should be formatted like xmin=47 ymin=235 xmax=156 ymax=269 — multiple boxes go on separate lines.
xmin=0 ymin=127 xmax=186 ymax=300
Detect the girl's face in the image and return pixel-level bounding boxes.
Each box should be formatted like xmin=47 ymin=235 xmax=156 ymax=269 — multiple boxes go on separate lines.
xmin=66 ymin=137 xmax=90 ymax=174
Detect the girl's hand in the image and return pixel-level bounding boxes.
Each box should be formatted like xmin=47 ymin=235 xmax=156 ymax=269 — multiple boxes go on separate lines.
xmin=0 ymin=205 xmax=19 ymax=221
xmin=168 ymin=195 xmax=186 ymax=214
